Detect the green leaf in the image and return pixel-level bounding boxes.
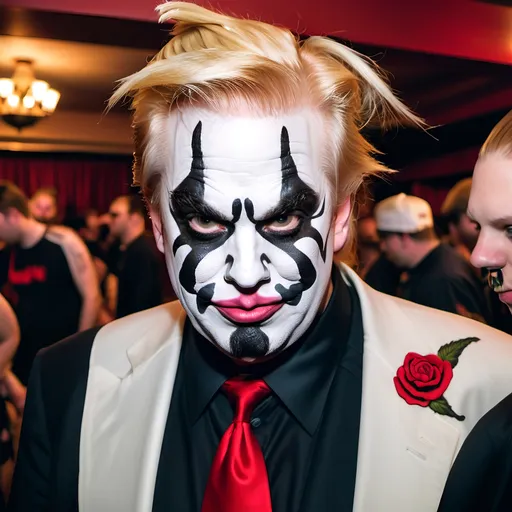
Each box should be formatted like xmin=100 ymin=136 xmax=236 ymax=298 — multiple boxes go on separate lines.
xmin=437 ymin=337 xmax=480 ymax=368
xmin=429 ymin=396 xmax=465 ymax=422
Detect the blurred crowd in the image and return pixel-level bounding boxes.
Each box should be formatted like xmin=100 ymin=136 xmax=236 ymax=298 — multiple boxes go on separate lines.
xmin=0 ymin=182 xmax=175 ymax=506
xmin=356 ymin=177 xmax=512 ymax=335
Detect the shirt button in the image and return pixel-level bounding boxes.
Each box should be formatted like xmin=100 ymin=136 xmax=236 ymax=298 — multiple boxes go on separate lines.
xmin=250 ymin=417 xmax=261 ymax=428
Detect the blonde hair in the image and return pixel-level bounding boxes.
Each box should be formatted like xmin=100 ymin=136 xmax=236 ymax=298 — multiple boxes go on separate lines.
xmin=109 ymin=1 xmax=422 ymax=209
xmin=480 ymin=109 xmax=512 ymax=158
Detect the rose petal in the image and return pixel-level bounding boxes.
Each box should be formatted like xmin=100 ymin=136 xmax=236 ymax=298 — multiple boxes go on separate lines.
xmin=418 ymin=361 xmax=453 ymax=401
xmin=415 ymin=365 xmax=442 ymax=388
xmin=394 ymin=376 xmax=430 ymax=406
xmin=416 ymin=370 xmax=431 ymax=382
xmin=404 ymin=353 xmax=423 ymax=381
xmin=424 ymin=354 xmax=445 ymax=369
xmin=396 ymin=366 xmax=435 ymax=401
xmin=410 ymin=358 xmax=427 ymax=380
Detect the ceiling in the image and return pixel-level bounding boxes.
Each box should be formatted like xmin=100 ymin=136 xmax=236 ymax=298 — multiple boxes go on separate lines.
xmin=0 ymin=1 xmax=511 ymax=175
xmin=3 ymin=0 xmax=512 ymax=64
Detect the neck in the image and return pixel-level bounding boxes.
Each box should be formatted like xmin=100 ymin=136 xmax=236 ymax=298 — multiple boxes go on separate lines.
xmin=121 ymin=226 xmax=144 ymax=247
xmin=409 ymin=239 xmax=440 ymax=268
xmin=19 ymin=219 xmax=47 ymax=249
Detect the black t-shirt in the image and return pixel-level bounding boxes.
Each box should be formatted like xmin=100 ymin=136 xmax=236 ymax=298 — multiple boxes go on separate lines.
xmin=364 ymin=254 xmax=402 ymax=296
xmin=153 ymin=268 xmax=365 ymax=512
xmin=115 ymin=234 xmax=164 ymax=318
xmin=401 ymin=243 xmax=491 ymax=323
xmin=1 ymin=235 xmax=81 ymax=384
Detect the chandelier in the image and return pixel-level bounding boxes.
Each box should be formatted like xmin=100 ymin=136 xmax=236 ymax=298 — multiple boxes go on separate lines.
xmin=0 ymin=59 xmax=61 ymax=131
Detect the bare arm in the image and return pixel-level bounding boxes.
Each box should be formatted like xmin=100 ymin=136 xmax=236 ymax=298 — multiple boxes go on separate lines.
xmin=0 ymin=294 xmax=19 ymax=376
xmin=47 ymin=227 xmax=101 ymax=331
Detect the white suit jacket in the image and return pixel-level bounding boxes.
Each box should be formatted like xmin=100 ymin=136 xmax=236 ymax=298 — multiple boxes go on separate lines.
xmin=78 ymin=264 xmax=512 ymax=511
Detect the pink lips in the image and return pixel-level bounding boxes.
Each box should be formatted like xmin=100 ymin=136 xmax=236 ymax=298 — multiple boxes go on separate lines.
xmin=213 ymin=294 xmax=283 ymax=324
xmin=498 ymin=291 xmax=512 ymax=305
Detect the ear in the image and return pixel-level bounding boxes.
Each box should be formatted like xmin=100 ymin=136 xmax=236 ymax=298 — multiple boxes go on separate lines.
xmin=333 ymin=198 xmax=352 ymax=253
xmin=149 ymin=205 xmax=165 ymax=254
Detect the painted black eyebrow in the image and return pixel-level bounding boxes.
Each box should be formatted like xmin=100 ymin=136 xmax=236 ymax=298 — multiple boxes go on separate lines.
xmin=260 ymin=188 xmax=319 ymax=221
xmin=170 ymin=190 xmax=230 ymax=222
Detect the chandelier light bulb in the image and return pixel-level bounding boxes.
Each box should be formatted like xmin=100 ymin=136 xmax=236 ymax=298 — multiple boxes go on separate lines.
xmin=31 ymin=80 xmax=49 ymax=102
xmin=23 ymin=95 xmax=35 ymax=109
xmin=0 ymin=79 xmax=14 ymax=99
xmin=6 ymin=94 xmax=20 ymax=108
xmin=42 ymin=89 xmax=60 ymax=112
xmin=0 ymin=60 xmax=61 ymax=130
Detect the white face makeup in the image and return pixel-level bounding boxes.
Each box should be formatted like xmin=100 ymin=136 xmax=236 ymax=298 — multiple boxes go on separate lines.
xmin=469 ymin=153 xmax=512 ymax=311
xmin=158 ymin=107 xmax=335 ymax=360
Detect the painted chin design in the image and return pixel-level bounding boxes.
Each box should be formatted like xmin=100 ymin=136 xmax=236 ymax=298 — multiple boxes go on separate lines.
xmin=488 ymin=268 xmax=504 ymax=291
xmin=167 ymin=116 xmax=331 ymax=360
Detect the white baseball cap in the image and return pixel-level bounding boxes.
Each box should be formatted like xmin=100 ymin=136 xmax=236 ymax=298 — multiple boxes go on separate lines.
xmin=375 ymin=193 xmax=434 ymax=233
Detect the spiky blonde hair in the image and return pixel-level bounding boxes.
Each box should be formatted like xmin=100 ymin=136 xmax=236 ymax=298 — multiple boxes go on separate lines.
xmin=480 ymin=109 xmax=512 ymax=159
xmin=109 ymin=1 xmax=422 ymax=209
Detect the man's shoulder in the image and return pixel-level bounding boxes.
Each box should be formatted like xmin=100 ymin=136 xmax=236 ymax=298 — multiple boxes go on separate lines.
xmin=472 ymin=392 xmax=512 ymax=443
xmin=45 ymin=224 xmax=83 ymax=247
xmin=346 ymin=263 xmax=512 ymax=355
xmin=38 ymin=301 xmax=186 ymax=378
xmin=379 ymin=287 xmax=510 ymax=347
xmin=38 ymin=326 xmax=100 ymax=376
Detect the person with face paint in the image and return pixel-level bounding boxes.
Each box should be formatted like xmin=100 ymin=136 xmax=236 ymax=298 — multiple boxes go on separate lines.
xmin=438 ymin=110 xmax=512 ymax=512
xmin=10 ymin=4 xmax=512 ymax=512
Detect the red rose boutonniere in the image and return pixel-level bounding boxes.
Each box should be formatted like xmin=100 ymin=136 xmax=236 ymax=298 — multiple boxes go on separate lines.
xmin=394 ymin=337 xmax=480 ymax=421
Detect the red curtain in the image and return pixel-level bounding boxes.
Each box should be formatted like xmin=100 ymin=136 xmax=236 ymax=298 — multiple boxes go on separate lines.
xmin=0 ymin=153 xmax=132 ymax=216
xmin=410 ymin=182 xmax=454 ymax=216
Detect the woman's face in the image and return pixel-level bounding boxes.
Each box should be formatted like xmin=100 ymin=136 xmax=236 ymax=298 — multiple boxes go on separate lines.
xmin=469 ymin=152 xmax=512 ymax=311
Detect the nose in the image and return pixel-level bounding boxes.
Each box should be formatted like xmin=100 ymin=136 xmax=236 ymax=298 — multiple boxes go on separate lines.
xmin=470 ymin=230 xmax=506 ymax=270
xmin=225 ymin=226 xmax=270 ymax=289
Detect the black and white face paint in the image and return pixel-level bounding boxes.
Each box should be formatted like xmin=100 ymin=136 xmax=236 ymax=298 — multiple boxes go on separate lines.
xmin=159 ymin=108 xmax=334 ymax=359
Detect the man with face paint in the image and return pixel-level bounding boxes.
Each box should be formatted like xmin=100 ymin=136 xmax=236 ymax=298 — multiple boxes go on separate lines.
xmin=10 ymin=4 xmax=512 ymax=512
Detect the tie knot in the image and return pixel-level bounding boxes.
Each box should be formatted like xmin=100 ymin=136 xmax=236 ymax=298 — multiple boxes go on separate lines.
xmin=223 ymin=378 xmax=271 ymax=423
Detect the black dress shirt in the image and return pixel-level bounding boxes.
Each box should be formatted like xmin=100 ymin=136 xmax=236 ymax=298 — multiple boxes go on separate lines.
xmin=153 ymin=268 xmax=364 ymax=512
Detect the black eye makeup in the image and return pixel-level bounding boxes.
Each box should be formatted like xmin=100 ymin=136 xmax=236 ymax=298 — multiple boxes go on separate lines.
xmin=186 ymin=214 xmax=229 ymax=240
xmin=261 ymin=213 xmax=304 ymax=236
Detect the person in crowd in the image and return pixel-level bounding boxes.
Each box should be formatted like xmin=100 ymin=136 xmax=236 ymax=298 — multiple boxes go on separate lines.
xmin=356 ymin=216 xmax=380 ymax=277
xmin=83 ymin=209 xmax=100 ymax=242
xmin=356 ymin=214 xmax=402 ymax=295
xmin=28 ymin=188 xmax=59 ymax=225
xmin=9 ymin=4 xmax=512 ymax=512
xmin=375 ymin=193 xmax=491 ymax=322
xmin=442 ymin=177 xmax=512 ymax=334
xmin=65 ymin=215 xmax=116 ymax=325
xmin=441 ymin=178 xmax=478 ymax=262
xmin=439 ymin=110 xmax=512 ymax=512
xmin=0 ymin=181 xmax=101 ymax=385
xmin=107 ymin=194 xmax=164 ymax=318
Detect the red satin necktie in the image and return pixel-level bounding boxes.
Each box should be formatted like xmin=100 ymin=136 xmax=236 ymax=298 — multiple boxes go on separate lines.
xmin=201 ymin=377 xmax=272 ymax=512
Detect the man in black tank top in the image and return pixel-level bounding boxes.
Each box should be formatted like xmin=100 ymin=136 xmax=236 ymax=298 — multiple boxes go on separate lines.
xmin=0 ymin=182 xmax=101 ymax=385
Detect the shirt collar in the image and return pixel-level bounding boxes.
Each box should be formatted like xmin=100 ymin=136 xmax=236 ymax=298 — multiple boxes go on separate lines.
xmin=183 ymin=267 xmax=355 ymax=435
xmin=264 ymin=268 xmax=354 ymax=435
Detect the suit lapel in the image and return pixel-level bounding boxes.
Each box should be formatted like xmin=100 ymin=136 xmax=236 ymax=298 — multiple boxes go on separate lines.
xmin=79 ymin=268 xmax=463 ymax=512
xmin=340 ymin=265 xmax=461 ymax=512
xmin=79 ymin=303 xmax=186 ymax=512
